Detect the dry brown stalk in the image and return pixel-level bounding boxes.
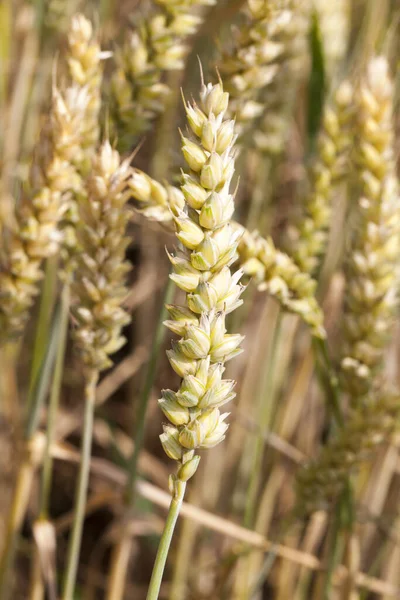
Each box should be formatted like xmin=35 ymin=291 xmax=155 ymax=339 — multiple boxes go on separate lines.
xmin=50 ymin=441 xmax=400 ymax=598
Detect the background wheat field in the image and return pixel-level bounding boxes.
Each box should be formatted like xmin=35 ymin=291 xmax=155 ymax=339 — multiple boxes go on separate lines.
xmin=0 ymin=0 xmax=400 ymax=599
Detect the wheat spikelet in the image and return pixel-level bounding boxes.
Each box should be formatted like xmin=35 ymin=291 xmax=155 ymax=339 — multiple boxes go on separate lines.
xmin=71 ymin=141 xmax=132 ymax=371
xmin=288 ymin=79 xmax=354 ymax=275
xmin=158 ymin=78 xmax=245 ymax=492
xmin=111 ymin=0 xmax=215 ymax=149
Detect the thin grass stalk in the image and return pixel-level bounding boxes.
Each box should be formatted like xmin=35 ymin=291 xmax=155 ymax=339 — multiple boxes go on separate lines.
xmin=39 ymin=284 xmax=70 ymax=518
xmin=168 ymin=483 xmax=200 ymax=600
xmin=27 ymin=257 xmax=58 ymax=408
xmin=0 ymin=0 xmax=11 ymax=117
xmin=0 ymin=304 xmax=61 ymax=599
xmin=28 ymin=284 xmax=69 ymax=600
xmin=312 ymin=337 xmax=343 ymax=427
xmin=62 ymin=369 xmax=98 ymax=600
xmin=29 ymin=550 xmax=44 ymax=600
xmin=146 ymin=481 xmax=187 ymax=600
xmin=106 ymin=276 xmax=175 ymax=600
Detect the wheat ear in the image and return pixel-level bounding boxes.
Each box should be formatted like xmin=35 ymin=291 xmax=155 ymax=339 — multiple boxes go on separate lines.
xmin=295 ymin=57 xmax=400 ymax=514
xmin=217 ymin=0 xmax=309 ymax=142
xmin=0 ymin=84 xmax=87 ymax=342
xmin=340 ymin=57 xmax=400 ymax=399
xmin=111 ymin=0 xmax=215 ymax=148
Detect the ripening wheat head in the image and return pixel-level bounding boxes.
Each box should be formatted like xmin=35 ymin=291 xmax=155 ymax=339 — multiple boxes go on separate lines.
xmin=72 ymin=141 xmax=132 ymax=372
xmin=340 ymin=56 xmax=400 ymax=399
xmin=158 ymin=76 xmax=245 ymax=490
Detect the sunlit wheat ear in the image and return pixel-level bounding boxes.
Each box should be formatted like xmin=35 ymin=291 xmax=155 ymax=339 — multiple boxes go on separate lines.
xmin=235 ymin=225 xmax=326 ymax=338
xmin=295 ymin=388 xmax=400 ymax=513
xmin=67 ymin=14 xmax=108 ymax=173
xmin=0 ymin=81 xmax=89 ymax=342
xmin=71 ymin=141 xmax=132 ymax=371
xmin=289 ymin=80 xmax=355 ymax=275
xmin=111 ymin=0 xmax=216 ymax=149
xmin=217 ymin=0 xmax=309 ymax=143
xmin=159 ymin=78 xmax=244 ymax=490
xmin=340 ymin=57 xmax=400 ymax=399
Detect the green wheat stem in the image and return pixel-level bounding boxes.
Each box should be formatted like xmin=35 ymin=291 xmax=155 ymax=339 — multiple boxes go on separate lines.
xmin=312 ymin=336 xmax=343 ymax=428
xmin=25 ymin=304 xmax=62 ymax=440
xmin=28 ymin=257 xmax=58 ymax=407
xmin=39 ymin=284 xmax=70 ymax=519
xmin=320 ymin=483 xmax=353 ymax=599
xmin=62 ymin=369 xmax=98 ymax=600
xmin=146 ymin=482 xmax=187 ymax=600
